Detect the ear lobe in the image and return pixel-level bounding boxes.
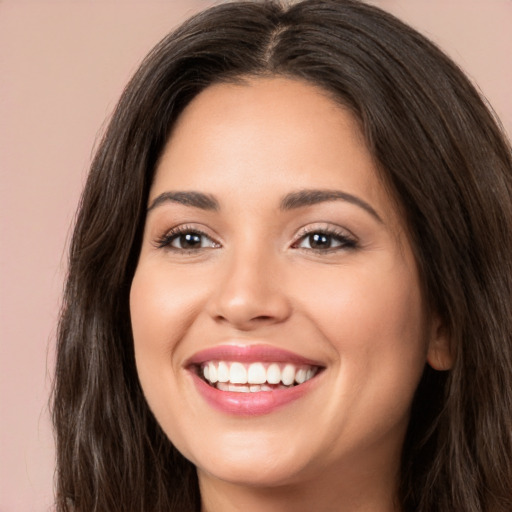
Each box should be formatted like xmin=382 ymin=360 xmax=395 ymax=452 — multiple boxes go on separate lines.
xmin=426 ymin=319 xmax=453 ymax=371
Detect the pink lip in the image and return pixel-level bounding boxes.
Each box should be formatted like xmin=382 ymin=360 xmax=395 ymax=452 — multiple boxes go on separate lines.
xmin=185 ymin=344 xmax=324 ymax=416
xmin=185 ymin=344 xmax=322 ymax=366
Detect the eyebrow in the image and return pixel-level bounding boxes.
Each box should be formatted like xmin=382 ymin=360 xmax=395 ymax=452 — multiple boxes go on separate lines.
xmin=147 ymin=191 xmax=219 ymax=212
xmin=280 ymin=189 xmax=382 ymax=223
xmin=147 ymin=188 xmax=381 ymax=223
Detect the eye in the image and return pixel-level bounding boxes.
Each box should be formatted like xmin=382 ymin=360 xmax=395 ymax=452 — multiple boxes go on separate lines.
xmin=293 ymin=229 xmax=357 ymax=252
xmin=156 ymin=227 xmax=220 ymax=251
xmin=170 ymin=232 xmax=215 ymax=250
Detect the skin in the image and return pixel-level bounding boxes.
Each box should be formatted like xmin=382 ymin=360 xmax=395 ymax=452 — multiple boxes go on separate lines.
xmin=130 ymin=77 xmax=451 ymax=512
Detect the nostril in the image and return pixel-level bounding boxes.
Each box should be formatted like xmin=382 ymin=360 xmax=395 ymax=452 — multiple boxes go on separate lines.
xmin=253 ymin=315 xmax=273 ymax=322
xmin=213 ymin=314 xmax=274 ymax=325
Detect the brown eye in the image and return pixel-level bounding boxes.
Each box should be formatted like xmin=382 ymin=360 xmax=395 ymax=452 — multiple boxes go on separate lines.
xmin=157 ymin=229 xmax=220 ymax=251
xmin=307 ymin=233 xmax=334 ymax=249
xmin=294 ymin=230 xmax=357 ymax=251
xmin=172 ymin=232 xmax=204 ymax=249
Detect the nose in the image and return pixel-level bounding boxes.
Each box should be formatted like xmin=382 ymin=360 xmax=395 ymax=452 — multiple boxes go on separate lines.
xmin=207 ymin=250 xmax=292 ymax=331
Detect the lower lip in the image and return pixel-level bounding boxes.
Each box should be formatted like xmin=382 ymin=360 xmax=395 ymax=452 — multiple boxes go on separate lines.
xmin=190 ymin=372 xmax=319 ymax=416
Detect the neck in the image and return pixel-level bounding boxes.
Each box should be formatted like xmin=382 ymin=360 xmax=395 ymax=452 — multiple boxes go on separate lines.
xmin=198 ymin=463 xmax=401 ymax=512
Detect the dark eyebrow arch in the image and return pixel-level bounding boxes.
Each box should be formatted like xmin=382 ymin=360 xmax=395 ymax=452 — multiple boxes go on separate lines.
xmin=280 ymin=189 xmax=382 ymax=223
xmin=147 ymin=191 xmax=220 ymax=212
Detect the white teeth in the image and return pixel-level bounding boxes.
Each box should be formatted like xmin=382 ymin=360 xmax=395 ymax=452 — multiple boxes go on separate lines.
xmin=229 ymin=383 xmax=249 ymax=392
xmin=208 ymin=362 xmax=218 ymax=383
xmin=229 ymin=362 xmax=247 ymax=384
xmin=281 ymin=364 xmax=295 ymax=386
xmin=200 ymin=361 xmax=319 ymax=390
xmin=295 ymin=368 xmax=307 ymax=384
xmin=247 ymin=362 xmax=267 ymax=384
xmin=266 ymin=363 xmax=281 ymax=384
xmin=217 ymin=361 xmax=229 ymax=383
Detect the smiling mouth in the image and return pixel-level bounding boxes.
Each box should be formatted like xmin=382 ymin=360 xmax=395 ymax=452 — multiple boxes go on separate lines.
xmin=197 ymin=361 xmax=321 ymax=393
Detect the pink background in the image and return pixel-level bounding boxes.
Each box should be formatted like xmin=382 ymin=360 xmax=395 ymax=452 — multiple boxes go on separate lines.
xmin=1 ymin=1 xmax=510 ymax=510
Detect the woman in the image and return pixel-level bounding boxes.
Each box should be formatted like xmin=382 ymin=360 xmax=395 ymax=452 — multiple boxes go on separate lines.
xmin=52 ymin=1 xmax=512 ymax=511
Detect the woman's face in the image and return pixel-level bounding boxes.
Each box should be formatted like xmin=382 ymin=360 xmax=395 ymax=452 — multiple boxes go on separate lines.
xmin=130 ymin=78 xmax=448 ymax=491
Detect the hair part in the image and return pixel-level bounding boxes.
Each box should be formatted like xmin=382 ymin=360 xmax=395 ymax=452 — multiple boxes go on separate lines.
xmin=53 ymin=1 xmax=512 ymax=510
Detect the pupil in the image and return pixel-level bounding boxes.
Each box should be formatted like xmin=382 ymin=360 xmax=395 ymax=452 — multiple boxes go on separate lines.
xmin=310 ymin=233 xmax=330 ymax=248
xmin=180 ymin=233 xmax=201 ymax=248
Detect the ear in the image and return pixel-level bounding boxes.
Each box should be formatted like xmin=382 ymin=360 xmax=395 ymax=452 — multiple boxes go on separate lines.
xmin=426 ymin=317 xmax=453 ymax=371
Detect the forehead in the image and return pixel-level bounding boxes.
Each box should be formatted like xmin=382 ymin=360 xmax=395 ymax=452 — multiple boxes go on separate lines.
xmin=151 ymin=77 xmax=396 ymax=225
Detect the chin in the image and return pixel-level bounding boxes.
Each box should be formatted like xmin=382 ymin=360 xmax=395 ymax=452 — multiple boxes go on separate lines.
xmin=197 ymin=456 xmax=309 ymax=489
xmin=182 ymin=428 xmax=316 ymax=488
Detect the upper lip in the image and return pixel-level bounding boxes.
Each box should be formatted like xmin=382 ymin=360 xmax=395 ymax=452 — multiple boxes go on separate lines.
xmin=185 ymin=344 xmax=324 ymax=368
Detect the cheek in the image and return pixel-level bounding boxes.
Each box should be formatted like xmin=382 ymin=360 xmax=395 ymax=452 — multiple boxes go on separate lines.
xmin=315 ymin=269 xmax=427 ymax=451
xmin=303 ymin=258 xmax=427 ymax=352
xmin=129 ymin=263 xmax=206 ymax=405
xmin=130 ymin=263 xmax=206 ymax=356
xmin=296 ymin=259 xmax=428 ymax=414
xmin=129 ymin=263 xmax=211 ymax=450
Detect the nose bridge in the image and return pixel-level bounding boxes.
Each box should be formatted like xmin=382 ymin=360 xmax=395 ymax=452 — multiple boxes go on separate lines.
xmin=208 ymin=234 xmax=291 ymax=329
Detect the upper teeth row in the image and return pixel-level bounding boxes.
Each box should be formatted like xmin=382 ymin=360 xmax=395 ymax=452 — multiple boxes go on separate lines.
xmin=202 ymin=361 xmax=317 ymax=386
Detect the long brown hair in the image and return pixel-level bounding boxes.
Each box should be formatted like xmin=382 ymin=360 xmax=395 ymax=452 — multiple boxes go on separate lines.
xmin=53 ymin=1 xmax=512 ymax=510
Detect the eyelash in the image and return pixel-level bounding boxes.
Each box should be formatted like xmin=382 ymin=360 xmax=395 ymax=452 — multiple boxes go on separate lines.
xmin=155 ymin=225 xmax=358 ymax=253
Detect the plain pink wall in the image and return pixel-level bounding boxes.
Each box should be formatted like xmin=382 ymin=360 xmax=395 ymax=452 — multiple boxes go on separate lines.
xmin=0 ymin=1 xmax=510 ymax=511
